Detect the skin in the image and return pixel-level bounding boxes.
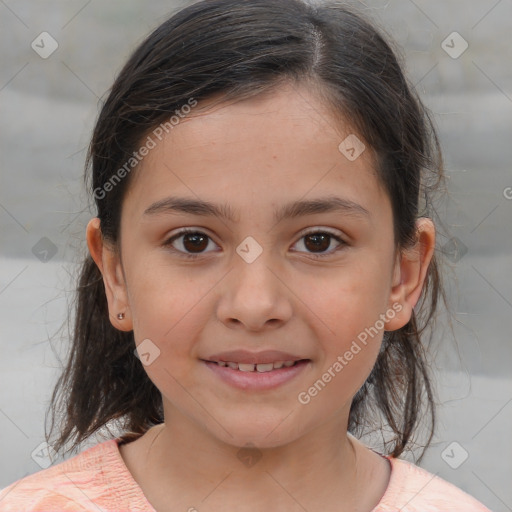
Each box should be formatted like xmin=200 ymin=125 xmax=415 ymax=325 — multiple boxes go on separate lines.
xmin=86 ymin=82 xmax=435 ymax=512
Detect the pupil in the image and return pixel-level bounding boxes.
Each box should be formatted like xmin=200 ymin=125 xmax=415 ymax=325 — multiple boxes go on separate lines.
xmin=305 ymin=234 xmax=329 ymax=252
xmin=184 ymin=233 xmax=208 ymax=252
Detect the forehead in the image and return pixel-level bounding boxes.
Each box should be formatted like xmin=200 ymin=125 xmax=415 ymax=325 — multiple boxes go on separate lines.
xmin=166 ymin=84 xmax=361 ymax=157
xmin=123 ymin=83 xmax=386 ymax=219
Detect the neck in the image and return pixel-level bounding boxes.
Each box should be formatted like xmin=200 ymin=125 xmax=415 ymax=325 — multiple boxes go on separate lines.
xmin=123 ymin=405 xmax=388 ymax=512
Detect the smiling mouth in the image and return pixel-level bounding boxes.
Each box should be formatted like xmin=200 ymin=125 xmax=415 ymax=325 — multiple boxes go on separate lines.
xmin=204 ymin=360 xmax=308 ymax=372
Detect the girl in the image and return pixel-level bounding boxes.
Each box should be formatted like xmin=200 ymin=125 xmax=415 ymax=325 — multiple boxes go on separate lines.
xmin=0 ymin=0 xmax=492 ymax=510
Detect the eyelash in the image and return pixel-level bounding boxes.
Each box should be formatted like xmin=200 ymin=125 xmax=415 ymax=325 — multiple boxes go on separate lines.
xmin=162 ymin=228 xmax=347 ymax=260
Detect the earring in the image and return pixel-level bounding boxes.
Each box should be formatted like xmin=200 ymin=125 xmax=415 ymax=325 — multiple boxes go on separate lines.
xmin=117 ymin=313 xmax=125 ymax=320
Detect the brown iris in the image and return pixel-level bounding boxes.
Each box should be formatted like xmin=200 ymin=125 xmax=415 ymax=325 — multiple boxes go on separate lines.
xmin=303 ymin=233 xmax=331 ymax=253
xmin=182 ymin=232 xmax=209 ymax=253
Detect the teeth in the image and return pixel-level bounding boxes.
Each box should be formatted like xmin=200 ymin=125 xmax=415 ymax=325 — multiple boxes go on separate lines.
xmin=256 ymin=363 xmax=274 ymax=373
xmin=238 ymin=363 xmax=256 ymax=372
xmin=215 ymin=360 xmax=298 ymax=371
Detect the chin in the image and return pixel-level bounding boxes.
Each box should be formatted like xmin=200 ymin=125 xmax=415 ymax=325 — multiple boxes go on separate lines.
xmin=208 ymin=414 xmax=304 ymax=450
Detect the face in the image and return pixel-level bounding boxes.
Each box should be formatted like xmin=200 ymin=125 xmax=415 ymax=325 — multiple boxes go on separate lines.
xmin=91 ymin=83 xmax=425 ymax=449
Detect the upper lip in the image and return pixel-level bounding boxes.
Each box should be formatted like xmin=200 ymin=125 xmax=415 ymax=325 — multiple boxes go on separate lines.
xmin=204 ymin=350 xmax=307 ymax=365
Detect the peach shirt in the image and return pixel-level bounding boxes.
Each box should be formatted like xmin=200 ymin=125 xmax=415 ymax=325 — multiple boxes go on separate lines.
xmin=0 ymin=438 xmax=492 ymax=511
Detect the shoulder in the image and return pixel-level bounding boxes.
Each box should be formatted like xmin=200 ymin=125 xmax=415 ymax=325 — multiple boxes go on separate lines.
xmin=0 ymin=438 xmax=152 ymax=511
xmin=375 ymin=456 xmax=492 ymax=512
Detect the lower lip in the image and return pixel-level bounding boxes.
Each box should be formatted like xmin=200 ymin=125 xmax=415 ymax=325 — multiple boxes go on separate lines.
xmin=202 ymin=360 xmax=310 ymax=390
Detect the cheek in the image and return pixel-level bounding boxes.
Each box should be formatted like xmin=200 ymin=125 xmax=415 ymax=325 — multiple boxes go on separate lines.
xmin=296 ymin=276 xmax=387 ymax=412
xmin=124 ymin=258 xmax=201 ymax=348
xmin=301 ymin=259 xmax=391 ymax=337
xmin=297 ymin=259 xmax=390 ymax=393
xmin=297 ymin=341 xmax=380 ymax=422
xmin=129 ymin=283 xmax=208 ymax=402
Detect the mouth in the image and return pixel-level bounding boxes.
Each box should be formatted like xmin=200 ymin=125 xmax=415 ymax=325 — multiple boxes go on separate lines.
xmin=204 ymin=359 xmax=307 ymax=372
xmin=201 ymin=356 xmax=311 ymax=391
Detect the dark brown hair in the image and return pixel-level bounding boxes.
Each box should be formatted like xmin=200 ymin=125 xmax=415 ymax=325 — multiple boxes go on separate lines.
xmin=46 ymin=0 xmax=446 ymax=460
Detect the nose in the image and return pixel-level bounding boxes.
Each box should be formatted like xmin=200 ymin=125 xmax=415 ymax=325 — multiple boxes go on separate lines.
xmin=215 ymin=249 xmax=293 ymax=332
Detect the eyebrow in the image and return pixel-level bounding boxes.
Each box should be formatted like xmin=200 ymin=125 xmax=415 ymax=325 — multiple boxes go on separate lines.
xmin=143 ymin=195 xmax=370 ymax=223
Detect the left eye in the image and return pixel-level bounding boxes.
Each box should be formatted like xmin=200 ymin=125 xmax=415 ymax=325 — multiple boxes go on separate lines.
xmin=163 ymin=229 xmax=346 ymax=259
xmin=292 ymin=230 xmax=346 ymax=257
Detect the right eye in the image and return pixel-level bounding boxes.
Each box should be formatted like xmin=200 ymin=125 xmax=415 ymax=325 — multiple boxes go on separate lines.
xmin=163 ymin=229 xmax=219 ymax=259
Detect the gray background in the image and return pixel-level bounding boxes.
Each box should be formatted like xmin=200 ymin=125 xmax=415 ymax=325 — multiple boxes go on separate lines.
xmin=0 ymin=0 xmax=511 ymax=510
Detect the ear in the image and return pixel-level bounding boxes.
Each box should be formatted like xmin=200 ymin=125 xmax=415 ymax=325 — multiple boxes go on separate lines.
xmin=86 ymin=217 xmax=133 ymax=331
xmin=384 ymin=218 xmax=436 ymax=331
